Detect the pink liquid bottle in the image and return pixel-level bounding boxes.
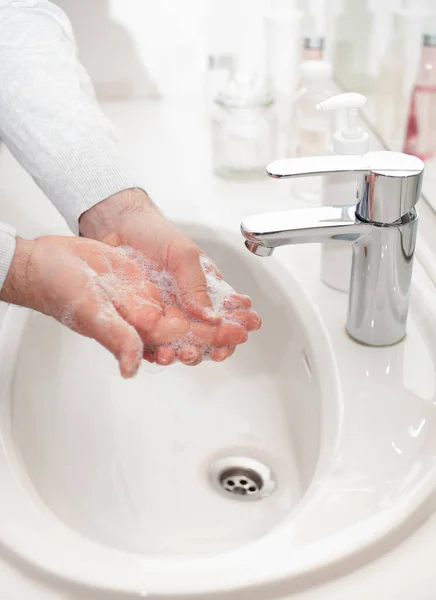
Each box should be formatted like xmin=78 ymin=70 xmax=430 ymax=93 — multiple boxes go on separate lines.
xmin=404 ymin=34 xmax=436 ymax=161
xmin=302 ymin=36 xmax=324 ymax=61
xmin=295 ymin=36 xmax=324 ymax=90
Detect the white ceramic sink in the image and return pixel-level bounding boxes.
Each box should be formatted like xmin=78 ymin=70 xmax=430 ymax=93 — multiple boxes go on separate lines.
xmin=0 ymin=223 xmax=436 ymax=599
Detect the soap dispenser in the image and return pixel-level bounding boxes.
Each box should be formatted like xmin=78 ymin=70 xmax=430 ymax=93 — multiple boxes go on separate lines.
xmin=317 ymin=92 xmax=370 ymax=292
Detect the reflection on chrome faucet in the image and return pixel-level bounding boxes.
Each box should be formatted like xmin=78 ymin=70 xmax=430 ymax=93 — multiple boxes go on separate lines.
xmin=241 ymin=151 xmax=425 ymax=347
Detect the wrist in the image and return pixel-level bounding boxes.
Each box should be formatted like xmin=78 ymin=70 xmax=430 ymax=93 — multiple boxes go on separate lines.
xmin=79 ymin=188 xmax=156 ymax=243
xmin=0 ymin=237 xmax=35 ymax=306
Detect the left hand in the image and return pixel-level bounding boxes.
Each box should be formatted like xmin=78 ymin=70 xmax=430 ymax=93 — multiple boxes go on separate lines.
xmin=79 ymin=188 xmax=261 ymax=366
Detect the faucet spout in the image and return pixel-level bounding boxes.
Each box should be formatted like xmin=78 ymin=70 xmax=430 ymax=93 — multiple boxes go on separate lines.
xmin=241 ymin=203 xmax=419 ymax=347
xmin=244 ymin=241 xmax=275 ymax=256
xmin=241 ymin=205 xmax=370 ymax=253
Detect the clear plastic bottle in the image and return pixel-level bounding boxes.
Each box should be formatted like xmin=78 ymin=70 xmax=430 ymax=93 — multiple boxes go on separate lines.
xmin=374 ymin=11 xmax=407 ymax=150
xmin=334 ymin=0 xmax=373 ymax=94
xmin=211 ymin=75 xmax=277 ymax=179
xmin=404 ymin=33 xmax=436 ymax=161
xmin=291 ymin=61 xmax=333 ymax=201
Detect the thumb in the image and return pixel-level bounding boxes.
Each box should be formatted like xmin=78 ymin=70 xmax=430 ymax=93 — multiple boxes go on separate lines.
xmin=171 ymin=247 xmax=221 ymax=324
xmin=68 ymin=301 xmax=144 ymax=378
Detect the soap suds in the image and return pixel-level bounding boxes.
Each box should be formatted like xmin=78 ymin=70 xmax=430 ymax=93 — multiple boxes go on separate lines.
xmin=60 ymin=245 xmax=249 ymax=366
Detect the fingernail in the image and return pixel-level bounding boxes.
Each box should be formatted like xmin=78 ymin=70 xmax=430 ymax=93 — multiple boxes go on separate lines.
xmin=156 ymin=354 xmax=172 ymax=365
xmin=253 ymin=315 xmax=262 ymax=330
xmin=185 ymin=357 xmax=197 ymax=365
xmin=183 ymin=349 xmax=198 ymax=364
xmin=120 ymin=348 xmax=141 ymax=378
xmin=120 ymin=359 xmax=139 ymax=379
xmin=213 ymin=350 xmax=228 ymax=362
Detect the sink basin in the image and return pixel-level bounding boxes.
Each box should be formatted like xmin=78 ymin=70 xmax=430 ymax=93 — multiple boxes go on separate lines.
xmin=0 ymin=223 xmax=435 ymax=599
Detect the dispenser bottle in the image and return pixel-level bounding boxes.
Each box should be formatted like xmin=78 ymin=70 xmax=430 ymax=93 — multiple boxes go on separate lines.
xmin=291 ymin=60 xmax=333 ymax=202
xmin=317 ymin=93 xmax=370 ymax=292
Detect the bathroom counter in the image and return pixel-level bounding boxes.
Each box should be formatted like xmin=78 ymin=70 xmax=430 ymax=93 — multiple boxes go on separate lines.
xmin=1 ymin=98 xmax=436 ymax=600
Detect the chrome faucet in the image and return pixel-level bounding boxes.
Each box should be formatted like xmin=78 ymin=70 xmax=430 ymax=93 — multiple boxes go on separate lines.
xmin=241 ymin=151 xmax=425 ymax=346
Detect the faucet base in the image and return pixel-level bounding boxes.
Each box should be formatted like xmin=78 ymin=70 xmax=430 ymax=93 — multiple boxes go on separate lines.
xmin=346 ymin=212 xmax=418 ymax=347
xmin=345 ymin=327 xmax=407 ymax=348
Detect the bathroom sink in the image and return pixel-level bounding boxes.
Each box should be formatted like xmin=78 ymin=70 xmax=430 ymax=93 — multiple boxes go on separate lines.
xmin=0 ymin=223 xmax=436 ymax=599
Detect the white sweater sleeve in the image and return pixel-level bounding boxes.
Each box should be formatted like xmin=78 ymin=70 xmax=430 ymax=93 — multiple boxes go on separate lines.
xmin=0 ymin=0 xmax=141 ymax=292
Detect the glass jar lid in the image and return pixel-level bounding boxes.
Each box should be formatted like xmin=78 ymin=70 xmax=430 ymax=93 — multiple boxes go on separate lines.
xmin=215 ymin=75 xmax=274 ymax=109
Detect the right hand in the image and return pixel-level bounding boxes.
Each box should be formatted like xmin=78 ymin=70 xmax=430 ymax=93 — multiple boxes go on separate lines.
xmin=0 ymin=236 xmax=249 ymax=377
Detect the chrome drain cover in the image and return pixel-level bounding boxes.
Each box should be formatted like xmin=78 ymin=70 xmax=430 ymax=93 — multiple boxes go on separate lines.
xmin=209 ymin=456 xmax=276 ymax=501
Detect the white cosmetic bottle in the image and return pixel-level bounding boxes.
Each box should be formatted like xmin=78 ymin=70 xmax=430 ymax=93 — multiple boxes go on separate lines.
xmin=317 ymin=92 xmax=370 ymax=292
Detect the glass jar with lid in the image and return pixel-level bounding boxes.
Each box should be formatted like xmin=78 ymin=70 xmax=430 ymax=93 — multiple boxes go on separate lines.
xmin=211 ymin=75 xmax=277 ymax=179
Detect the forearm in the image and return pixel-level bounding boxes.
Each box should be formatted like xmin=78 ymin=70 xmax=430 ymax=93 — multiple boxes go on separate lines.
xmin=0 ymin=234 xmax=33 ymax=305
xmin=0 ymin=0 xmax=139 ymax=234
xmin=0 ymin=223 xmax=17 ymax=293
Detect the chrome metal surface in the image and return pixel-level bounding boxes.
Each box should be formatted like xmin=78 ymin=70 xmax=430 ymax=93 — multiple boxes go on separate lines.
xmin=267 ymin=152 xmax=423 ymax=224
xmin=220 ymin=468 xmax=263 ymax=496
xmin=242 ymin=205 xmax=368 ymax=250
xmin=245 ymin=240 xmax=275 ymax=256
xmin=241 ymin=151 xmax=424 ymax=346
xmin=209 ymin=456 xmax=276 ymax=501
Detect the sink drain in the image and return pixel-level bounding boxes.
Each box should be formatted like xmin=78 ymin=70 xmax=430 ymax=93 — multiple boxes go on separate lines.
xmin=209 ymin=457 xmax=276 ymax=501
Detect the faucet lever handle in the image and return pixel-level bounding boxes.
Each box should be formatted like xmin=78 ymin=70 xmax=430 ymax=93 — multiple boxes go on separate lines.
xmin=267 ymin=151 xmax=424 ymax=224
xmin=267 ymin=151 xmax=424 ymax=179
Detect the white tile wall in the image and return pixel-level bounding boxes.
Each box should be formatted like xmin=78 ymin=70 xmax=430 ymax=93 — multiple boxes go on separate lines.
xmin=53 ymin=0 xmax=264 ymax=100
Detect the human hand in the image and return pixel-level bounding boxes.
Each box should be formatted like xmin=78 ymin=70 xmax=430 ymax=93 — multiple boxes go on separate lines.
xmin=0 ymin=236 xmax=250 ymax=376
xmin=79 ymin=188 xmax=262 ymax=366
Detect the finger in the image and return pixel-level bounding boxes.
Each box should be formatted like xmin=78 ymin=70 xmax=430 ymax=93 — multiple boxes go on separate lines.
xmin=223 ymin=294 xmax=252 ymax=310
xmin=146 ymin=305 xmax=190 ymax=345
xmin=113 ymin=294 xmax=164 ymax=341
xmin=189 ymin=321 xmax=248 ymax=347
xmin=200 ymin=255 xmax=224 ymax=280
xmin=70 ymin=302 xmax=144 ymax=378
xmin=155 ymin=346 xmax=176 ymax=366
xmin=177 ymin=345 xmax=202 ymax=365
xmin=210 ymin=346 xmax=236 ymax=362
xmin=225 ymin=346 xmax=236 ymax=359
xmin=225 ymin=310 xmax=262 ymax=332
xmin=171 ymin=246 xmax=221 ymax=324
xmin=143 ymin=348 xmax=156 ymax=363
xmin=210 ymin=347 xmax=230 ymax=362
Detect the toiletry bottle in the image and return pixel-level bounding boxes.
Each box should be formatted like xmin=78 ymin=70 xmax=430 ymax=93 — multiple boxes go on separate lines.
xmin=264 ymin=0 xmax=303 ymax=156
xmin=317 ymin=92 xmax=370 ymax=292
xmin=205 ymin=54 xmax=234 ymax=113
xmin=291 ymin=60 xmax=333 ymax=202
xmin=302 ymin=36 xmax=324 ymax=60
xmin=334 ymin=0 xmax=373 ymax=93
xmin=374 ymin=9 xmax=407 ymax=149
xmin=404 ymin=33 xmax=436 ymax=162
xmin=211 ymin=74 xmax=277 ymax=179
